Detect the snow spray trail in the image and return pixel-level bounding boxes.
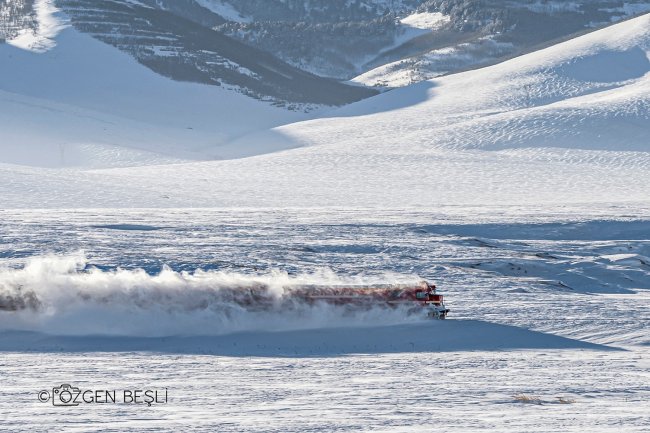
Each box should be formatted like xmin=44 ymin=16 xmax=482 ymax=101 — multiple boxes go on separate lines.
xmin=0 ymin=253 xmax=425 ymax=336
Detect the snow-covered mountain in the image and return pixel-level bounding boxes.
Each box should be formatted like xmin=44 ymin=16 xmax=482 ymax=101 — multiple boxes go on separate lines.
xmin=1 ymin=0 xmax=377 ymax=106
xmin=0 ymin=12 xmax=311 ymax=167
xmin=353 ymin=0 xmax=650 ymax=86
xmin=212 ymin=0 xmax=650 ymax=82
xmin=4 ymin=0 xmax=650 ymax=96
xmin=60 ymin=0 xmax=377 ymax=105
xmin=1 ymin=13 xmax=648 ymax=209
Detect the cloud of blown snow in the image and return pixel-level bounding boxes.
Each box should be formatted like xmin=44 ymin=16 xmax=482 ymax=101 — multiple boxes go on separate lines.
xmin=0 ymin=253 xmax=424 ymax=336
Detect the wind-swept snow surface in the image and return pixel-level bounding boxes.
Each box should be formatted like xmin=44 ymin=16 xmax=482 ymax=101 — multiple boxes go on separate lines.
xmin=1 ymin=210 xmax=649 ymax=432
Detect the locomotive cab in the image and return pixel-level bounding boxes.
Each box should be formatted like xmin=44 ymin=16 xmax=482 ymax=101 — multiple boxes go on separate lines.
xmin=415 ymin=281 xmax=449 ymax=319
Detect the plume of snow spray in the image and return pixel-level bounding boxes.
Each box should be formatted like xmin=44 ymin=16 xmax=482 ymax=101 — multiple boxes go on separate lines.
xmin=0 ymin=253 xmax=424 ymax=336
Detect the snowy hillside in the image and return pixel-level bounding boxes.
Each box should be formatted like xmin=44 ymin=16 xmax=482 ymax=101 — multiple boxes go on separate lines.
xmin=355 ymin=0 xmax=650 ymax=87
xmin=0 ymin=18 xmax=314 ymax=167
xmin=5 ymin=1 xmax=650 ymax=96
xmin=213 ymin=0 xmax=650 ymax=80
xmin=2 ymin=14 xmax=646 ymax=208
xmin=1 ymin=0 xmax=376 ymax=106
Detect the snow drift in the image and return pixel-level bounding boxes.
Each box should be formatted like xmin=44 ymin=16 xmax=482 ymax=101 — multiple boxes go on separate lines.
xmin=0 ymin=321 xmax=613 ymax=355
